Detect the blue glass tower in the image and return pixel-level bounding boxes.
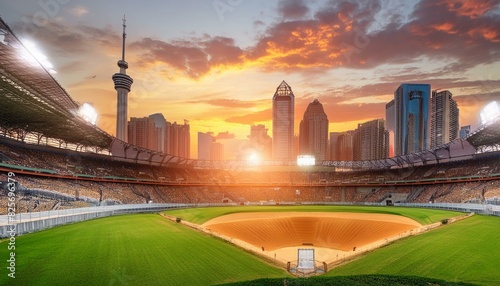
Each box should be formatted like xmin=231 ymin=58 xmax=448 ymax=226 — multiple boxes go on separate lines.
xmin=394 ymin=83 xmax=431 ymax=156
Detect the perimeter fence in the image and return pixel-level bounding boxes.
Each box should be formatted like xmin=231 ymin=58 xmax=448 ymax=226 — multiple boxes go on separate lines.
xmin=1 ymin=201 xmax=498 ymax=238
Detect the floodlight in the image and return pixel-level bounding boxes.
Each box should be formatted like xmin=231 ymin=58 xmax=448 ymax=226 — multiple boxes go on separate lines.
xmin=78 ymin=103 xmax=98 ymax=125
xmin=19 ymin=38 xmax=57 ymax=74
xmin=480 ymin=101 xmax=500 ymax=126
xmin=297 ymin=155 xmax=316 ymax=166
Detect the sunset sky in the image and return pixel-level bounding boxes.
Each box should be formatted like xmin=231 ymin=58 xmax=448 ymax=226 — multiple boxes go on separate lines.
xmin=1 ymin=0 xmax=499 ymax=158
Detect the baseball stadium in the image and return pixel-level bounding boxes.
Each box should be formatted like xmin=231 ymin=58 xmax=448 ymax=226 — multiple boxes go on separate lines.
xmin=1 ymin=16 xmax=500 ymax=286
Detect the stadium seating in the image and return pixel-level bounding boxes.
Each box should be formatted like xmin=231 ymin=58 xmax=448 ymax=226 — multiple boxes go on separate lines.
xmin=1 ymin=138 xmax=500 ymax=214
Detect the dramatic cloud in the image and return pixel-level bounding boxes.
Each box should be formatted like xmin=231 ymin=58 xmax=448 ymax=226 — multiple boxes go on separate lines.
xmin=45 ymin=0 xmax=496 ymax=82
xmin=130 ymin=36 xmax=244 ymax=79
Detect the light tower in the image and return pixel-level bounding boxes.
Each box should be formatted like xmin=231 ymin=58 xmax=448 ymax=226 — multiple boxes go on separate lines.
xmin=112 ymin=16 xmax=133 ymax=142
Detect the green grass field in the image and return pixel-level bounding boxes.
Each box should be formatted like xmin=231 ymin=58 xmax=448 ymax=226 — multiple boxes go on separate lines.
xmin=0 ymin=214 xmax=286 ymax=286
xmin=0 ymin=205 xmax=499 ymax=285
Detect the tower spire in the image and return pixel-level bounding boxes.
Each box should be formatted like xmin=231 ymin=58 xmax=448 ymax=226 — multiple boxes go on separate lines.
xmin=121 ymin=15 xmax=126 ymax=61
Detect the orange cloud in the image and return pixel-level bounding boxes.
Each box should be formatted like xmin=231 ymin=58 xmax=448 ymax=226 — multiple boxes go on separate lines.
xmin=442 ymin=0 xmax=499 ymax=18
xmin=432 ymin=22 xmax=458 ymax=34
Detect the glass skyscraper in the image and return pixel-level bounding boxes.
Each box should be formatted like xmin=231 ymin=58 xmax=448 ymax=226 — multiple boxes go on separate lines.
xmin=393 ymin=83 xmax=431 ymax=156
xmin=272 ymin=81 xmax=295 ymax=161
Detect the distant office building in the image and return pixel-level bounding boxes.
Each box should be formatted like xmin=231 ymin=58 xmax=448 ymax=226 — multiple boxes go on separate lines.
xmin=431 ymin=90 xmax=459 ymax=148
xmin=330 ymin=131 xmax=353 ymax=161
xmin=198 ymin=132 xmax=214 ymax=160
xmin=272 ymin=81 xmax=295 ymax=161
xmin=128 ymin=117 xmax=155 ymax=150
xmin=385 ymin=100 xmax=395 ymax=157
xmin=353 ymin=119 xmax=389 ymax=160
xmin=299 ymin=99 xmax=329 ymax=161
xmin=176 ymin=121 xmax=190 ymax=159
xmin=393 ymin=83 xmax=431 ymax=156
xmin=460 ymin=125 xmax=471 ymax=139
xmin=248 ymin=125 xmax=272 ymax=160
xmin=211 ymin=142 xmax=224 ymax=161
xmin=149 ymin=113 xmax=167 ymax=152
xmin=329 ymin=132 xmax=341 ymax=161
xmin=198 ymin=132 xmax=225 ymax=160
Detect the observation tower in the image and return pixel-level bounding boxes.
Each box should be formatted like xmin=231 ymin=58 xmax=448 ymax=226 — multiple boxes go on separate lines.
xmin=112 ymin=16 xmax=133 ymax=142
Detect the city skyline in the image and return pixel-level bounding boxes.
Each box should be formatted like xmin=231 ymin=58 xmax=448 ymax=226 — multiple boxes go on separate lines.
xmin=0 ymin=0 xmax=499 ymax=157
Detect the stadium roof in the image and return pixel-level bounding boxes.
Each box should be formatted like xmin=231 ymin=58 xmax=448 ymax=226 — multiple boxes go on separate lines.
xmin=466 ymin=118 xmax=500 ymax=148
xmin=0 ymin=17 xmax=113 ymax=148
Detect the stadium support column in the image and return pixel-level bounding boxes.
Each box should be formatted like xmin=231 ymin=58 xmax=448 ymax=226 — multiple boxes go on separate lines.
xmin=112 ymin=16 xmax=133 ymax=142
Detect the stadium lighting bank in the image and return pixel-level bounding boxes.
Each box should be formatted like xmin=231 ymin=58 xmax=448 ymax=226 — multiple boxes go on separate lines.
xmin=19 ymin=38 xmax=57 ymax=74
xmin=480 ymin=101 xmax=500 ymax=126
xmin=78 ymin=103 xmax=98 ymax=125
xmin=297 ymin=155 xmax=316 ymax=166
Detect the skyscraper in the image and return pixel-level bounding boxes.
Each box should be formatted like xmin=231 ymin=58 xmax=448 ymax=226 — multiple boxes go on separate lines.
xmin=393 ymin=83 xmax=431 ymax=156
xmin=353 ymin=119 xmax=389 ymax=160
xmin=272 ymin=81 xmax=294 ymax=161
xmin=113 ymin=16 xmax=133 ymax=142
xmin=299 ymin=99 xmax=329 ymax=161
xmin=431 ymin=90 xmax=459 ymax=148
xmin=385 ymin=100 xmax=395 ymax=157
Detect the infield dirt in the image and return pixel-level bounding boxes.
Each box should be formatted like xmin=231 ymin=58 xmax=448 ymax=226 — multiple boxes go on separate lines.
xmin=202 ymin=212 xmax=422 ymax=265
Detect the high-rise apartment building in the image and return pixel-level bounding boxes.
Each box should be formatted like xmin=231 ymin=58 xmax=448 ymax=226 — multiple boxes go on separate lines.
xmin=431 ymin=90 xmax=459 ymax=148
xmin=393 ymin=83 xmax=431 ymax=156
xmin=353 ymin=119 xmax=389 ymax=160
xmin=272 ymin=81 xmax=295 ymax=161
xmin=129 ymin=114 xmax=190 ymax=158
xmin=128 ymin=117 xmax=155 ymax=150
xmin=330 ymin=131 xmax=354 ymax=161
xmin=174 ymin=120 xmax=190 ymax=159
xmin=299 ymin=99 xmax=329 ymax=161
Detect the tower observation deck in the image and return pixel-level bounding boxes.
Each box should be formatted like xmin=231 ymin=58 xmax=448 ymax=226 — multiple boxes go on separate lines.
xmin=112 ymin=16 xmax=133 ymax=142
